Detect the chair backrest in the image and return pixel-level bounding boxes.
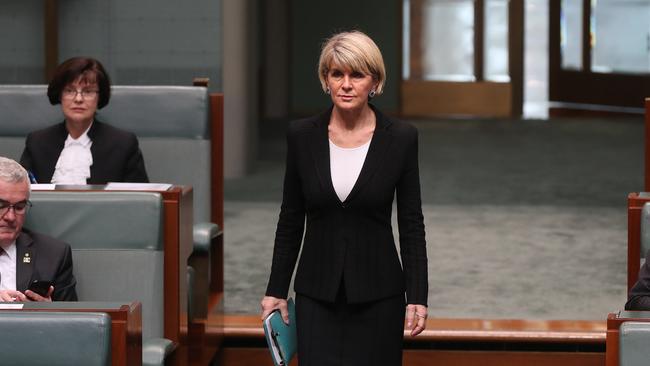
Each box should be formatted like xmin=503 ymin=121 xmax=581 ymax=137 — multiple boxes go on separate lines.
xmin=24 ymin=191 xmax=165 ymax=340
xmin=620 ymin=321 xmax=650 ymax=366
xmin=0 ymin=84 xmax=212 ymax=223
xmin=0 ymin=311 xmax=111 ymax=366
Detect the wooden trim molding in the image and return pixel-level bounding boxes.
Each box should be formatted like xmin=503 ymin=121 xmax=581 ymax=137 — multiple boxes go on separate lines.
xmin=401 ymin=80 xmax=512 ymax=117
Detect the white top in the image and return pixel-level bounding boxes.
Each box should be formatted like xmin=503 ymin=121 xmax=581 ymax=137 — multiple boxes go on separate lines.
xmin=0 ymin=242 xmax=17 ymax=291
xmin=329 ymin=139 xmax=370 ymax=202
xmin=51 ymin=123 xmax=94 ymax=184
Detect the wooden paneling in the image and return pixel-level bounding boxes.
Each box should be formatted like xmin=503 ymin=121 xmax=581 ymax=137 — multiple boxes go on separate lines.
xmin=44 ymin=0 xmax=58 ymax=82
xmin=161 ymin=187 xmax=192 ymax=344
xmin=219 ymin=347 xmax=603 ymax=366
xmin=222 ymin=315 xmax=605 ymax=343
xmin=219 ymin=314 xmax=606 ymax=365
xmin=404 ymin=350 xmax=603 ymax=366
xmin=627 ymin=193 xmax=650 ymax=291
xmin=401 ymin=80 xmax=512 ymax=117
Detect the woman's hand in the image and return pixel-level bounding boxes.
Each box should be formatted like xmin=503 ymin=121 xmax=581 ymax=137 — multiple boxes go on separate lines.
xmin=405 ymin=304 xmax=427 ymax=336
xmin=261 ymin=296 xmax=290 ymax=324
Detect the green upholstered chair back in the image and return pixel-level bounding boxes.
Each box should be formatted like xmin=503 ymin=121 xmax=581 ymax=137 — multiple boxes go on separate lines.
xmin=99 ymin=86 xmax=211 ymax=224
xmin=0 ymin=311 xmax=111 ymax=366
xmin=0 ymin=85 xmax=62 ymax=161
xmin=0 ymin=84 xmax=212 ymax=224
xmin=24 ymin=191 xmax=164 ymax=340
xmin=619 ymin=321 xmax=650 ymax=366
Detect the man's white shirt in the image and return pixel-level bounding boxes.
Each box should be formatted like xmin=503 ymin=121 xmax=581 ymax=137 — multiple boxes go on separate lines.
xmin=0 ymin=241 xmax=17 ymax=291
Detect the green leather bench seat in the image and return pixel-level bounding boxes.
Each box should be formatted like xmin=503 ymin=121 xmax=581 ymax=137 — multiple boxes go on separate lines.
xmin=24 ymin=191 xmax=170 ymax=366
xmin=0 ymin=311 xmax=111 ymax=366
xmin=620 ymin=321 xmax=650 ymax=366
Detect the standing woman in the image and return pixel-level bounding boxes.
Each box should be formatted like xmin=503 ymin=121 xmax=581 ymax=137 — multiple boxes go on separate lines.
xmin=261 ymin=31 xmax=428 ymax=365
xmin=20 ymin=57 xmax=148 ymax=184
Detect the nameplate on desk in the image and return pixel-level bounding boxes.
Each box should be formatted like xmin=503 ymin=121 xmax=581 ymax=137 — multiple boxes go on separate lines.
xmin=31 ymin=184 xmax=56 ymax=190
xmin=0 ymin=304 xmax=24 ymax=309
xmin=105 ymin=182 xmax=173 ymax=191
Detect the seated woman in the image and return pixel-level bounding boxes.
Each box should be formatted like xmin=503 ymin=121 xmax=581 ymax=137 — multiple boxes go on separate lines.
xmin=20 ymin=57 xmax=148 ymax=184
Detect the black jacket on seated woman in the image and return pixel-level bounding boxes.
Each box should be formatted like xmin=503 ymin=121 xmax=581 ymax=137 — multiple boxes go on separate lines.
xmin=19 ymin=56 xmax=148 ymax=184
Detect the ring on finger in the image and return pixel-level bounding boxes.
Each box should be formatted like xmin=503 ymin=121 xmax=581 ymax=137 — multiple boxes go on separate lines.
xmin=415 ymin=313 xmax=427 ymax=319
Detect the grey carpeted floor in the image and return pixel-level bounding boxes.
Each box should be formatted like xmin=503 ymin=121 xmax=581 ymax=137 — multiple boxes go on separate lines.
xmin=223 ymin=117 xmax=644 ymax=320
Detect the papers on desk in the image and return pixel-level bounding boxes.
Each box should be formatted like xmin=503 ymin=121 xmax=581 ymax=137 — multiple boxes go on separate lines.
xmin=263 ymin=298 xmax=297 ymax=366
xmin=105 ymin=182 xmax=173 ymax=191
xmin=0 ymin=304 xmax=24 ymax=309
xmin=31 ymin=184 xmax=56 ymax=190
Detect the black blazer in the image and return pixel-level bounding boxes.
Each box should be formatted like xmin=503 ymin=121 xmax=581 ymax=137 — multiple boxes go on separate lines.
xmin=627 ymin=249 xmax=650 ymax=310
xmin=265 ymin=105 xmax=428 ymax=305
xmin=16 ymin=229 xmax=78 ymax=301
xmin=20 ymin=120 xmax=149 ymax=184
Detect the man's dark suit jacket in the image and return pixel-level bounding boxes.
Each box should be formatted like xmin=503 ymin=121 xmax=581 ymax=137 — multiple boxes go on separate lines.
xmin=265 ymin=105 xmax=428 ymax=306
xmin=626 ymin=248 xmax=650 ymax=310
xmin=15 ymin=228 xmax=77 ymax=301
xmin=20 ymin=120 xmax=149 ymax=184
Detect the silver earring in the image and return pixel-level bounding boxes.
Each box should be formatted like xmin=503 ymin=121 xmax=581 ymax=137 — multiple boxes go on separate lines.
xmin=326 ymin=87 xmax=331 ymax=95
xmin=369 ymin=90 xmax=376 ymax=98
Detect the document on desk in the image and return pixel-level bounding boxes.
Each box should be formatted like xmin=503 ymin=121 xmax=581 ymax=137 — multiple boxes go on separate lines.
xmin=31 ymin=184 xmax=56 ymax=190
xmin=105 ymin=182 xmax=173 ymax=191
xmin=0 ymin=304 xmax=23 ymax=309
xmin=263 ymin=298 xmax=297 ymax=366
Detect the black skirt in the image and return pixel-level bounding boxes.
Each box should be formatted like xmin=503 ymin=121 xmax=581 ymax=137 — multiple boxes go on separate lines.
xmin=295 ymin=286 xmax=406 ymax=366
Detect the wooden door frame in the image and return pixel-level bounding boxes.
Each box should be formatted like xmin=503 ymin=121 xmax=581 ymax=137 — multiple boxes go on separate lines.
xmin=549 ymin=0 xmax=650 ymax=109
xmin=400 ymin=0 xmax=523 ymax=118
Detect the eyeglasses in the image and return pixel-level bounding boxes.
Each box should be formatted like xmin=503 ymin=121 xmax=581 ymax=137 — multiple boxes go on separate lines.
xmin=0 ymin=200 xmax=32 ymax=217
xmin=62 ymin=89 xmax=99 ymax=100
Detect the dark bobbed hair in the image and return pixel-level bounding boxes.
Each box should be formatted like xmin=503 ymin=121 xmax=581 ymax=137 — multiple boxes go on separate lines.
xmin=47 ymin=57 xmax=111 ymax=109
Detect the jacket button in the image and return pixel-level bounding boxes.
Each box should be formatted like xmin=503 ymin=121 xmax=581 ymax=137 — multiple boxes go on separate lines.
xmin=341 ymin=203 xmax=346 ymax=208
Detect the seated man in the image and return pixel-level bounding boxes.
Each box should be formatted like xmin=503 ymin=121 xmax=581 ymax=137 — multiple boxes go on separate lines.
xmin=627 ymin=249 xmax=650 ymax=310
xmin=0 ymin=157 xmax=77 ymax=301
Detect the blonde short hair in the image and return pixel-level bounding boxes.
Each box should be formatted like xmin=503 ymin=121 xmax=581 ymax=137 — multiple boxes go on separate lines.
xmin=318 ymin=31 xmax=386 ymax=96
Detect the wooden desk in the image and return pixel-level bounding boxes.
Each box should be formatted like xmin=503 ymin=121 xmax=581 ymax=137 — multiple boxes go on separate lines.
xmin=2 ymin=301 xmax=142 ymax=366
xmin=606 ymin=311 xmax=650 ymax=366
xmin=33 ymin=185 xmax=193 ymax=345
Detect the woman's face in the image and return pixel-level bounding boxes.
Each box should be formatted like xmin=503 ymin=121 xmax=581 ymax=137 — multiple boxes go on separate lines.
xmin=60 ymin=76 xmax=99 ymax=127
xmin=326 ymin=65 xmax=377 ymax=112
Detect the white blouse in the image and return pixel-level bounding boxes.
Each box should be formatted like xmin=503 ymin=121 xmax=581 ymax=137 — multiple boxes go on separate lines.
xmin=51 ymin=123 xmax=93 ymax=184
xmin=0 ymin=243 xmax=16 ymax=291
xmin=329 ymin=139 xmax=370 ymax=202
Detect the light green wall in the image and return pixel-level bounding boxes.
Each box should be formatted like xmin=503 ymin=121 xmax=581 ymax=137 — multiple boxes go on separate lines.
xmin=289 ymin=0 xmax=401 ymax=115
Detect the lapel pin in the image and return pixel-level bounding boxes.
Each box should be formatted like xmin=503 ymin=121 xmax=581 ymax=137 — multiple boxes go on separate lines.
xmin=23 ymin=253 xmax=31 ymax=264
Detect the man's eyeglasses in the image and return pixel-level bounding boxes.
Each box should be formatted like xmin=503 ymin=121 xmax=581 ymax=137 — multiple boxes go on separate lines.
xmin=0 ymin=200 xmax=32 ymax=217
xmin=62 ymin=89 xmax=99 ymax=100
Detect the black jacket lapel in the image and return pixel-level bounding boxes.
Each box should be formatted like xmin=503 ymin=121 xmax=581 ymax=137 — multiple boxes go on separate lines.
xmin=308 ymin=108 xmax=341 ymax=202
xmin=344 ymin=105 xmax=393 ymax=203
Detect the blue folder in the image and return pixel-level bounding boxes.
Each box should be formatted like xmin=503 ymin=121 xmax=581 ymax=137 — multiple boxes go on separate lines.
xmin=263 ymin=298 xmax=297 ymax=366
